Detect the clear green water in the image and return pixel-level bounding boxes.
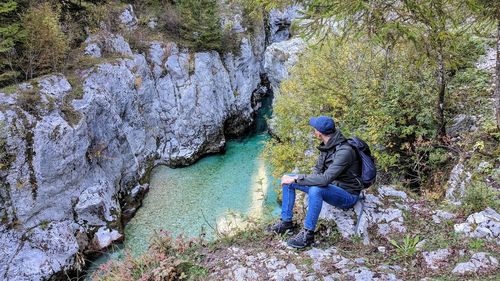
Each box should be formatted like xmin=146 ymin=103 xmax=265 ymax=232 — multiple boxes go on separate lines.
xmin=124 ymin=133 xmax=279 ymax=254
xmin=86 ymin=132 xmax=280 ymax=275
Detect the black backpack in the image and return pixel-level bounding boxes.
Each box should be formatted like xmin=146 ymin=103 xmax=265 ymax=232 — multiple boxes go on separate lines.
xmin=346 ymin=137 xmax=377 ymax=188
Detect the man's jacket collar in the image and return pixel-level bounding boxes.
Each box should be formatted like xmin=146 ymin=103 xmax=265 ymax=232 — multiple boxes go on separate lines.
xmin=317 ymin=130 xmax=347 ymax=152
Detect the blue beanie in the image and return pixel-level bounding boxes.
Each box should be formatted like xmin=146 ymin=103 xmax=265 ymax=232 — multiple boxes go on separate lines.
xmin=309 ymin=116 xmax=335 ymax=134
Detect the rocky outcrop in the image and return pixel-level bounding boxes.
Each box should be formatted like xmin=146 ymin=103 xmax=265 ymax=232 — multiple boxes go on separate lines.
xmin=422 ymin=249 xmax=452 ymax=270
xmin=263 ymin=38 xmax=306 ymax=94
xmin=268 ymin=6 xmax=301 ymax=43
xmin=445 ymin=161 xmax=473 ymax=205
xmin=452 ymin=252 xmax=498 ymax=275
xmin=206 ymin=245 xmax=402 ymax=281
xmin=0 ymin=8 xmax=268 ymax=280
xmin=319 ymin=185 xmax=408 ymax=245
xmin=454 ymin=207 xmax=500 ymax=243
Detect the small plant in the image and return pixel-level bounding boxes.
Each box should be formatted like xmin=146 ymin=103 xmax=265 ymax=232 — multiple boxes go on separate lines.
xmin=389 ymin=234 xmax=421 ymax=260
xmin=39 ymin=220 xmax=50 ymax=230
xmin=94 ymin=231 xmax=207 ymax=281
xmin=468 ymin=239 xmax=485 ymax=251
xmin=462 ymin=182 xmax=499 ymax=215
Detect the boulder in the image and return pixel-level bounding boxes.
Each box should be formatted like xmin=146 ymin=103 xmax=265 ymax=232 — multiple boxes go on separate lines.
xmin=119 ymin=5 xmax=138 ymax=30
xmin=452 ymin=252 xmax=498 ymax=275
xmin=422 ymin=249 xmax=452 ymax=270
xmin=454 ymin=208 xmax=500 ymax=243
xmin=318 ymin=186 xmax=408 ymax=244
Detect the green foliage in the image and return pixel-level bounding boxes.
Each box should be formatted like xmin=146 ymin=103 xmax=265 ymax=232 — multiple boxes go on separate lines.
xmin=177 ymin=0 xmax=224 ymax=52
xmin=468 ymin=238 xmax=485 ymax=251
xmin=93 ymin=230 xmax=207 ymax=281
xmin=265 ymin=38 xmax=439 ymax=186
xmin=389 ymin=234 xmax=421 ymax=260
xmin=462 ymin=181 xmax=499 ymax=215
xmin=264 ymin=0 xmax=495 ymax=192
xmin=19 ymin=2 xmax=69 ymax=79
xmin=0 ymin=0 xmax=23 ymax=85
xmin=0 ymin=121 xmax=11 ymax=171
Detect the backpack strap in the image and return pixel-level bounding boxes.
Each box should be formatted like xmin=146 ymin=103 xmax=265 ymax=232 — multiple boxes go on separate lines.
xmin=335 ymin=140 xmax=363 ymax=186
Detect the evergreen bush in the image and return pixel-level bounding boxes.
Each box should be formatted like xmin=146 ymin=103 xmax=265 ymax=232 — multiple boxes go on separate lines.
xmin=176 ymin=0 xmax=224 ymax=52
xmin=19 ymin=2 xmax=69 ymax=79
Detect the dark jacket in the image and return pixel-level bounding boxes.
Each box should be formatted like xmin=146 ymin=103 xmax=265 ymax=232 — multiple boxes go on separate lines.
xmin=296 ymin=130 xmax=363 ymax=195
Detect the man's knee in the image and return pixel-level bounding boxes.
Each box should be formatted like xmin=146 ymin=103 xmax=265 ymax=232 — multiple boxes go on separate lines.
xmin=308 ymin=186 xmax=323 ymax=198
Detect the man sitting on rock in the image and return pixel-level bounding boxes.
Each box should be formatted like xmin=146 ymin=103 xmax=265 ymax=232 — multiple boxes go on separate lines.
xmin=266 ymin=116 xmax=362 ymax=248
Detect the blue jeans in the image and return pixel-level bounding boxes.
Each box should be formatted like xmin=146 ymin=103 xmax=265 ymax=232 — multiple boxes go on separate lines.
xmin=281 ymin=183 xmax=359 ymax=230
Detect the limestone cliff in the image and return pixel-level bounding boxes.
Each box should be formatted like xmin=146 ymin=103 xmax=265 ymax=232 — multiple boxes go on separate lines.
xmin=0 ymin=4 xmax=281 ymax=280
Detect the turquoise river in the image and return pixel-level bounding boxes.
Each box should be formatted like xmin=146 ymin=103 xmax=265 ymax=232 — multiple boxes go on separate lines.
xmin=86 ymin=133 xmax=281 ymax=276
xmin=125 ymin=133 xmax=280 ymax=255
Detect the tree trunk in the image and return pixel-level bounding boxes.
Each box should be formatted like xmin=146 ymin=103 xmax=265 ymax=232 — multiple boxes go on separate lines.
xmin=495 ymin=17 xmax=500 ymax=129
xmin=437 ymin=48 xmax=446 ymax=138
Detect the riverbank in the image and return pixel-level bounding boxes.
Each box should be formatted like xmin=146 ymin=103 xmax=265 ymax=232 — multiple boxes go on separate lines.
xmin=90 ymin=185 xmax=500 ymax=280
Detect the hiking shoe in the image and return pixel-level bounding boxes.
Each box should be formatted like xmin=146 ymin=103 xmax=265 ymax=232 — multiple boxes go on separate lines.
xmin=265 ymin=219 xmax=294 ymax=234
xmin=287 ymin=228 xmax=314 ymax=249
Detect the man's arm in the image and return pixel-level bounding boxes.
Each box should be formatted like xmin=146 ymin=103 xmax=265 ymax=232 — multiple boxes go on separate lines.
xmin=312 ymin=155 xmax=323 ymax=175
xmin=295 ymin=147 xmax=353 ymax=186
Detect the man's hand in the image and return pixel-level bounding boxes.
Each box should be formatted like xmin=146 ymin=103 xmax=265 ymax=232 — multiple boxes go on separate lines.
xmin=281 ymin=175 xmax=297 ymax=186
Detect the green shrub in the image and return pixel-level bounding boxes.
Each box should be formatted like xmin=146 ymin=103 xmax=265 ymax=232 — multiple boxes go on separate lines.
xmin=0 ymin=0 xmax=23 ymax=86
xmin=0 ymin=121 xmax=11 ymax=171
xmin=19 ymin=2 xmax=69 ymax=79
xmin=177 ymin=0 xmax=224 ymax=52
xmin=265 ymin=38 xmax=438 ymax=187
xmin=462 ymin=182 xmax=499 ymax=215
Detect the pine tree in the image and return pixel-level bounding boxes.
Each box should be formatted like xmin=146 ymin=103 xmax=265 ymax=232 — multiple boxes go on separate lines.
xmin=19 ymin=2 xmax=69 ymax=80
xmin=0 ymin=0 xmax=23 ymax=86
xmin=177 ymin=0 xmax=223 ymax=51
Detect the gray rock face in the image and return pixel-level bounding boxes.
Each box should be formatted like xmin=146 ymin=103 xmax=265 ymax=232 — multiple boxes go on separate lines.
xmin=269 ymin=6 xmax=302 ymax=43
xmin=318 ymin=186 xmax=407 ymax=245
xmin=452 ymin=252 xmax=498 ymax=275
xmin=263 ymin=38 xmax=306 ymax=94
xmin=476 ymin=47 xmax=497 ymax=71
xmin=378 ymin=185 xmax=408 ymax=200
xmin=454 ymin=208 xmax=500 ymax=243
xmin=432 ymin=210 xmax=456 ymax=224
xmin=0 ymin=11 xmax=268 ymax=279
xmin=119 ymin=5 xmax=138 ymax=30
xmin=422 ymin=249 xmax=452 ymax=270
xmin=445 ymin=161 xmax=472 ymax=205
xmin=447 ymin=114 xmax=478 ymax=138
